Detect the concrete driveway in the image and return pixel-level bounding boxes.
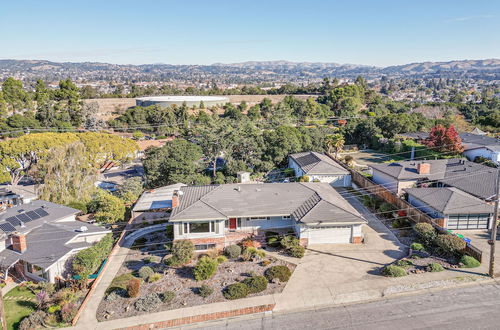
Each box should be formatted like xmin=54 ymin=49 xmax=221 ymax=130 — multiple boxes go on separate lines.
xmin=274 ymin=190 xmax=408 ymax=311
xmin=453 ymin=229 xmax=499 ymax=275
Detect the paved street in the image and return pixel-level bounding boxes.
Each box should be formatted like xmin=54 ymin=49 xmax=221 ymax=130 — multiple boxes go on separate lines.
xmin=195 ymin=282 xmax=500 ymax=330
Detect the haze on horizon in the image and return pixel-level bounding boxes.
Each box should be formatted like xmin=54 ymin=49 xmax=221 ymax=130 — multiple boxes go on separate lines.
xmin=1 ymin=0 xmax=499 ymax=67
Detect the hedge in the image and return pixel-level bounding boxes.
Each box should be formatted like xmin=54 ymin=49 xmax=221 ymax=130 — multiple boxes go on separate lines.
xmin=72 ymin=234 xmax=114 ymax=277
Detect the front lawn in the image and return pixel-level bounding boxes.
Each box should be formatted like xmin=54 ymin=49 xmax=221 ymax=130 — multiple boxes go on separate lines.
xmin=5 ymin=286 xmax=36 ymax=330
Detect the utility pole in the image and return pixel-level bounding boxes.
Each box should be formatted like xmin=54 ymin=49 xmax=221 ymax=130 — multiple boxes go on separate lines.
xmin=489 ymin=168 xmax=500 ymax=277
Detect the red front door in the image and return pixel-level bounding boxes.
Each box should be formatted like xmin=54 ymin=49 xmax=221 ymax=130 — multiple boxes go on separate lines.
xmin=229 ymin=218 xmax=237 ymax=230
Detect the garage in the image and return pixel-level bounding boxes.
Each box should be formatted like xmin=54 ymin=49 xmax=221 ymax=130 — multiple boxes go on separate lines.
xmin=306 ymin=225 xmax=353 ymax=244
xmin=447 ymin=214 xmax=490 ymax=230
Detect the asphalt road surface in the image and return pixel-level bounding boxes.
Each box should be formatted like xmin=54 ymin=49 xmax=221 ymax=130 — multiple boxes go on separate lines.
xmin=189 ymin=283 xmax=500 ymax=330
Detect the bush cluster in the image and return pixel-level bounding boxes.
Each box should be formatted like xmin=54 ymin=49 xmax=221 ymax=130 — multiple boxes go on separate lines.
xmin=193 ymin=256 xmax=219 ymax=281
xmin=265 ymin=265 xmax=292 ymax=282
xmin=410 ymin=242 xmax=424 ymax=251
xmin=427 ymin=263 xmax=444 ymax=272
xmin=224 ymin=244 xmax=242 ymax=259
xmin=147 ymin=273 xmax=162 ymax=283
xmin=414 ymin=223 xmax=437 ymax=246
xmin=159 ymin=291 xmax=176 ymax=303
xmin=72 ymin=234 xmax=114 ymax=278
xmin=394 ymin=259 xmax=413 ymax=268
xmin=242 ymin=275 xmax=268 ymax=294
xmin=460 ymin=255 xmax=480 ymax=268
xmin=382 ymin=265 xmax=407 ymax=277
xmin=288 ymin=245 xmax=305 ymax=258
xmin=223 ymin=283 xmax=250 ymax=300
xmin=134 ymin=293 xmax=162 ymax=312
xmin=198 ymin=284 xmax=214 ymax=298
xmin=126 ymin=278 xmax=141 ymax=298
xmin=436 ymin=234 xmax=466 ymax=255
xmin=167 ymin=240 xmax=195 ymax=266
xmin=138 ymin=266 xmax=154 ymax=280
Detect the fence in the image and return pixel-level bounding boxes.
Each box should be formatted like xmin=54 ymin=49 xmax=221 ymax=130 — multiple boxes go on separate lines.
xmin=327 ymin=153 xmax=483 ymax=262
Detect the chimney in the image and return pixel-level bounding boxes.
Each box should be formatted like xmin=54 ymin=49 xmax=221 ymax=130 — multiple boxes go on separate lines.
xmin=417 ymin=163 xmax=431 ymax=175
xmin=171 ymin=190 xmax=180 ymax=208
xmin=12 ymin=233 xmax=27 ymax=253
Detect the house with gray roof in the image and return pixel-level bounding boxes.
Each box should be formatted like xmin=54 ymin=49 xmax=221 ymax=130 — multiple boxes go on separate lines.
xmin=371 ymin=158 xmax=498 ymax=200
xmin=0 ymin=200 xmax=110 ymax=282
xmin=168 ymin=182 xmax=367 ymax=250
xmin=405 ymin=188 xmax=494 ymax=230
xmin=288 ymin=151 xmax=351 ymax=186
xmin=459 ymin=132 xmax=500 ymax=164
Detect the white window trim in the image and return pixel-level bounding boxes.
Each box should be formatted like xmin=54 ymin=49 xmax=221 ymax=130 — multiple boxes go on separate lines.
xmin=182 ymin=221 xmax=218 ymax=235
xmin=247 ymin=216 xmax=270 ymax=221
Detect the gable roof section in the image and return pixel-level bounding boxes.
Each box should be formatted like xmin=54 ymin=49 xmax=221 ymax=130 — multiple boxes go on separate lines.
xmin=405 ymin=187 xmax=494 ymax=214
xmin=460 ymin=133 xmax=500 ymax=151
xmin=289 ymin=151 xmax=349 ymax=175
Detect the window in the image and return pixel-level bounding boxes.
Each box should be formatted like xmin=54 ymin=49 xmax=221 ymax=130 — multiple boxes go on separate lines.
xmin=282 ymin=215 xmax=291 ymax=219
xmin=248 ymin=216 xmax=270 ymax=220
xmin=195 ymin=244 xmax=216 ymax=251
xmin=182 ymin=221 xmax=217 ymax=234
xmin=26 ymin=263 xmax=48 ymax=280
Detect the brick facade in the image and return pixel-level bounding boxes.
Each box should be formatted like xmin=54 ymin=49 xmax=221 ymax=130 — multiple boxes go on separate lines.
xmin=179 ymin=237 xmax=226 ymax=250
xmin=115 ymin=304 xmax=275 ymax=330
xmin=12 ymin=234 xmax=27 ymax=253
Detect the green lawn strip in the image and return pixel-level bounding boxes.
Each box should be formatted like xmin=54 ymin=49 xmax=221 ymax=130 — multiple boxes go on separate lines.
xmin=5 ymin=287 xmax=37 ymax=330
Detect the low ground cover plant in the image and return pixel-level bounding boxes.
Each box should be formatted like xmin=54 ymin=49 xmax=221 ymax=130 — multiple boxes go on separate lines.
xmin=460 ymin=255 xmax=480 ymax=268
xmin=382 ymin=265 xmax=407 ymax=277
xmin=223 ymin=283 xmax=249 ymax=300
xmin=265 ymin=265 xmax=292 ymax=282
xmin=242 ymin=275 xmax=268 ymax=294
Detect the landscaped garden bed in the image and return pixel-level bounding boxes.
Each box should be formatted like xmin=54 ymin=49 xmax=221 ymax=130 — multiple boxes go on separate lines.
xmin=97 ymin=233 xmax=295 ymax=321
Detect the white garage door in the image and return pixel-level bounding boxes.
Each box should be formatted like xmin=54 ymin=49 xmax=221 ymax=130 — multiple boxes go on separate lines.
xmin=307 ymin=226 xmax=352 ymax=244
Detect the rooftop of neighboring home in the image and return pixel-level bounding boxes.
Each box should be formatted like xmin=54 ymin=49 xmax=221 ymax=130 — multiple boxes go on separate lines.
xmin=396 ymin=132 xmax=430 ymax=140
xmin=459 ymin=132 xmax=500 ymax=152
xmin=0 ymin=201 xmax=109 ymax=269
xmin=169 ymin=182 xmax=367 ymax=225
xmin=0 ymin=184 xmax=38 ymax=203
xmin=404 ymin=187 xmax=494 ymax=215
xmin=371 ymin=158 xmax=498 ymax=200
xmin=289 ymin=151 xmax=349 ymax=175
xmin=133 ymin=183 xmax=185 ymax=212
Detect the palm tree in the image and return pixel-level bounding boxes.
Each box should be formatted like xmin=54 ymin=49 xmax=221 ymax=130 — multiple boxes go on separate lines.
xmin=325 ymin=133 xmax=345 ymax=159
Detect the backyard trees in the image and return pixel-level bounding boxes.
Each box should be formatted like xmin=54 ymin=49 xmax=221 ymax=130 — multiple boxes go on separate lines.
xmin=88 ymin=190 xmax=126 ymax=224
xmin=424 ymin=124 xmax=464 ymax=154
xmin=324 ymin=133 xmax=345 ymax=158
xmin=143 ymin=138 xmax=206 ymax=187
xmin=116 ymin=177 xmax=144 ymax=204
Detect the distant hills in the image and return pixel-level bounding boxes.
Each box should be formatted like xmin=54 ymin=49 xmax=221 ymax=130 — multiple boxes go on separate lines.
xmin=0 ymin=59 xmax=499 ymax=83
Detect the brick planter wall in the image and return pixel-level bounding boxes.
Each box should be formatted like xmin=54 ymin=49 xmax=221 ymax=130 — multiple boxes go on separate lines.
xmin=181 ymin=237 xmax=226 ymax=250
xmin=115 ymin=304 xmax=275 ymax=330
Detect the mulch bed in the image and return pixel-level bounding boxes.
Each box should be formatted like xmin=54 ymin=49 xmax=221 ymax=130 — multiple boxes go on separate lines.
xmin=97 ymin=232 xmax=294 ymax=321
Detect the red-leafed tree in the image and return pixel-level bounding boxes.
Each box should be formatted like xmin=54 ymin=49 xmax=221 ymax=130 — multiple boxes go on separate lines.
xmin=424 ymin=124 xmax=464 ymax=153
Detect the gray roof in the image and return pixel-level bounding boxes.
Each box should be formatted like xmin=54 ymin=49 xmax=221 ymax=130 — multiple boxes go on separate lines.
xmin=405 ymin=188 xmax=494 ymax=215
xmin=397 ymin=132 xmax=430 ymax=140
xmin=133 ymin=183 xmax=185 ymax=212
xmin=459 ymin=133 xmax=500 ymax=152
xmin=170 ymin=183 xmax=366 ymax=225
xmin=289 ymin=152 xmax=349 ymax=175
xmin=0 ymin=200 xmax=80 ymax=238
xmin=371 ymin=158 xmax=498 ymax=200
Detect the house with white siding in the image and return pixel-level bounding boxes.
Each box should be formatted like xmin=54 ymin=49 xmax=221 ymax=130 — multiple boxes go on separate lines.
xmin=168 ymin=182 xmax=367 ymax=250
xmin=288 ymin=151 xmax=351 ymax=186
xmin=459 ymin=132 xmax=500 ymax=164
xmin=0 ymin=201 xmax=110 ymax=282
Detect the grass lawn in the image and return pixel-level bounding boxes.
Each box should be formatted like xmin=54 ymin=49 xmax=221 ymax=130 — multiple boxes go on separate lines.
xmin=4 ymin=286 xmax=37 ymax=330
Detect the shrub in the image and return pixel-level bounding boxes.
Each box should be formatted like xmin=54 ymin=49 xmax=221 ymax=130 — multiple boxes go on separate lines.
xmin=242 ymin=275 xmax=268 ymax=294
xmin=88 ymin=189 xmax=126 ymax=224
xmin=427 ymin=263 xmax=444 ymax=272
xmin=288 ymin=245 xmax=305 ymax=258
xmin=382 ymin=265 xmax=407 ymax=277
xmin=225 ymin=244 xmax=242 ymax=259
xmin=127 ymin=278 xmax=141 ymax=298
xmin=261 ymin=259 xmax=272 ymax=267
xmin=460 ymin=255 xmax=481 ymax=268
xmin=168 ymin=240 xmax=195 ymax=266
xmin=223 ymin=283 xmax=249 ymax=300
xmin=394 ymin=259 xmax=413 ymax=268
xmin=134 ymin=293 xmax=162 ymax=312
xmin=216 ymin=255 xmax=228 ymax=264
xmin=392 ymin=218 xmax=411 ymax=229
xmin=266 ymin=236 xmax=281 ymax=248
xmin=193 ymin=256 xmax=219 ymax=281
xmin=265 ymin=265 xmax=292 ymax=282
xmin=410 ymin=242 xmax=425 ymax=251
xmin=198 ymin=284 xmax=214 ymax=298
xmin=106 ymin=288 xmax=127 ymax=301
xmin=242 ymin=247 xmax=266 ymax=261
xmin=66 ymin=201 xmax=88 ymax=214
xmin=159 ymin=291 xmax=176 ymax=303
xmin=19 ymin=310 xmax=47 ymax=330
xmin=242 ymin=238 xmax=260 ymax=248
xmin=138 ymin=266 xmax=154 ymax=280
xmin=47 ymin=305 xmax=61 ymax=314
xmin=436 ymin=234 xmax=466 ymax=255
xmin=281 ymin=235 xmax=300 ymax=249
xmin=61 ymin=302 xmax=77 ymax=323
xmin=147 ymin=273 xmax=162 ymax=283
xmin=378 ymin=202 xmax=396 ymax=217
xmin=414 ymin=223 xmax=437 ymax=246
xmin=72 ymin=234 xmax=114 ymax=277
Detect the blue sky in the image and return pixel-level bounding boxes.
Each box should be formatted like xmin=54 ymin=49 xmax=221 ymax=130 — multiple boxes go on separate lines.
xmin=1 ymin=0 xmax=498 ymax=66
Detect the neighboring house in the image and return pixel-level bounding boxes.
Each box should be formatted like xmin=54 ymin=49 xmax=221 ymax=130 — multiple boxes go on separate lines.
xmin=405 ymin=188 xmax=494 ymax=230
xmin=288 ymin=151 xmax=351 ymax=186
xmin=0 ymin=200 xmax=110 ymax=282
xmin=132 ymin=183 xmax=185 ymax=222
xmin=0 ymin=185 xmax=38 ymax=210
xmin=168 ymin=182 xmax=367 ymax=250
xmin=95 ymin=163 xmax=144 ymax=192
xmin=459 ymin=132 xmax=500 ymax=164
xmin=371 ymin=158 xmax=498 ymax=201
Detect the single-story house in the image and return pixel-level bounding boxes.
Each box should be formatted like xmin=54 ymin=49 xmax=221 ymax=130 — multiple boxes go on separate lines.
xmin=405 ymin=187 xmax=495 ymax=230
xmin=371 ymin=158 xmax=498 ymax=201
xmin=132 ymin=183 xmax=185 ymax=222
xmin=288 ymin=151 xmax=351 ymax=186
xmin=0 ymin=200 xmax=110 ymax=282
xmin=168 ymin=182 xmax=367 ymax=250
xmin=459 ymin=132 xmax=500 ymax=164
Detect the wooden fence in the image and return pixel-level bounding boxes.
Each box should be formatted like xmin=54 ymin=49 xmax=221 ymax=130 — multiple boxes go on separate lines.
xmin=327 ymin=153 xmax=483 ymax=262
